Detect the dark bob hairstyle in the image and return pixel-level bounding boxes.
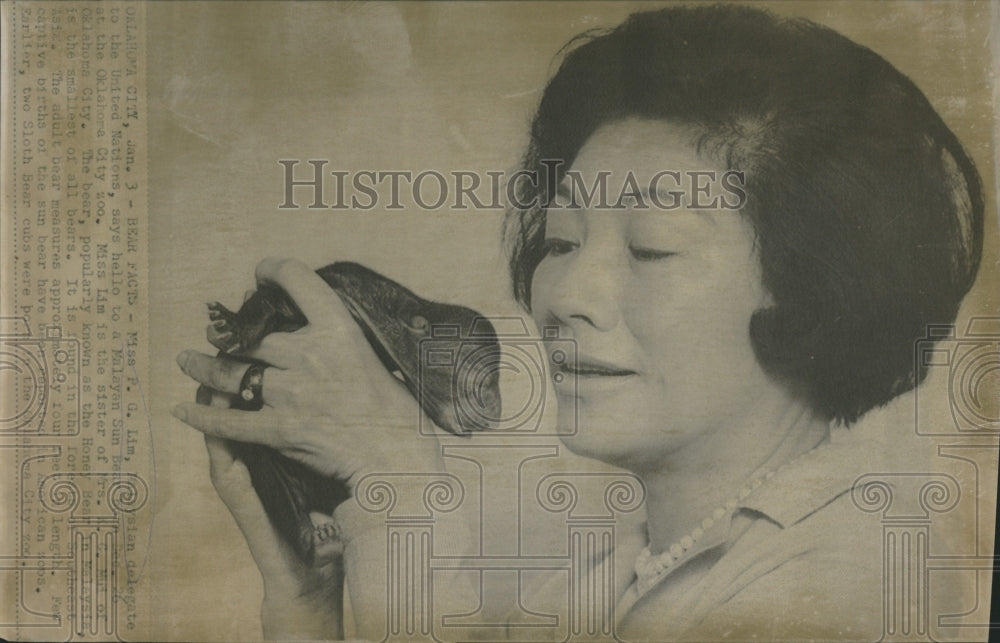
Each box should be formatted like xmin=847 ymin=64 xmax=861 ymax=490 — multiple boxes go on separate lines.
xmin=505 ymin=5 xmax=984 ymax=424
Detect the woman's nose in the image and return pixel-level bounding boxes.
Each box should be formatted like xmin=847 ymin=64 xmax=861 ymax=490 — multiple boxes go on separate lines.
xmin=543 ymin=242 xmax=625 ymax=334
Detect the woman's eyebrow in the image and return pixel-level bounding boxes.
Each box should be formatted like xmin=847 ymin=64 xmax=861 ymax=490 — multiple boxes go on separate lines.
xmin=629 ymin=186 xmax=719 ymax=227
xmin=632 ymin=207 xmax=720 ymax=232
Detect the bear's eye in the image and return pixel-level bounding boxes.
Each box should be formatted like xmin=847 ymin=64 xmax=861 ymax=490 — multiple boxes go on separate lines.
xmin=411 ymin=315 xmax=429 ymax=333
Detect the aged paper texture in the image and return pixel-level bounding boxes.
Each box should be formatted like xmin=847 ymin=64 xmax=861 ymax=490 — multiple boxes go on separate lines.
xmin=2 ymin=1 xmax=998 ymax=641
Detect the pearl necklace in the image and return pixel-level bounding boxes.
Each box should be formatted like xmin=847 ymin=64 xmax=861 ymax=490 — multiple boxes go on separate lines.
xmin=633 ymin=467 xmax=780 ymax=597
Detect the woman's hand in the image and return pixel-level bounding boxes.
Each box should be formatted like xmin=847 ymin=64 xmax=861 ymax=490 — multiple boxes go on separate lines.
xmin=172 ymin=257 xmax=446 ymax=489
xmin=173 ymin=258 xmax=450 ymax=638
xmin=202 ymin=426 xmax=344 ymax=640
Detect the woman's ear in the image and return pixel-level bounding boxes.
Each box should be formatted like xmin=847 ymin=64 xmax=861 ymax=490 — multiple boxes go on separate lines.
xmin=755 ymin=278 xmax=776 ymax=309
xmin=751 ymin=241 xmax=774 ymax=308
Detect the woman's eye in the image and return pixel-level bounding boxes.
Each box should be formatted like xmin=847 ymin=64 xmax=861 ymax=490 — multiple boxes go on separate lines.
xmin=543 ymin=238 xmax=579 ymax=257
xmin=629 ymin=245 xmax=677 ymax=262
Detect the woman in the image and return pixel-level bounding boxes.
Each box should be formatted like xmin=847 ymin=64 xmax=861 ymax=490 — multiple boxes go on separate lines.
xmin=173 ymin=5 xmax=984 ymax=640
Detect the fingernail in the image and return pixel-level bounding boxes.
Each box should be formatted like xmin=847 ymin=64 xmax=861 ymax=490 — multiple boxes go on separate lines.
xmin=172 ymin=405 xmax=188 ymax=422
xmin=176 ymin=350 xmax=191 ymax=370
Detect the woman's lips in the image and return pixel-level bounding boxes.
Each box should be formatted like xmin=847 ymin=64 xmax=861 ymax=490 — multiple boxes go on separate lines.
xmin=552 ymin=356 xmax=638 ymax=395
xmin=559 ymin=359 xmax=637 ymax=377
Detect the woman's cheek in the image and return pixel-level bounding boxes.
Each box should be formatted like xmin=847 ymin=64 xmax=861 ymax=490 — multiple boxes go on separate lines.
xmin=530 ymin=257 xmax=575 ymax=325
xmin=529 ymin=261 xmax=555 ymax=315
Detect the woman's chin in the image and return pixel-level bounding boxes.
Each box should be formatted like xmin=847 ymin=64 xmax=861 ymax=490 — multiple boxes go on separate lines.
xmin=555 ymin=414 xmax=659 ymax=472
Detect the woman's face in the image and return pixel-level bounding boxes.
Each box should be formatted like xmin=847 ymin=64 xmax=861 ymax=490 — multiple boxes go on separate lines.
xmin=531 ymin=118 xmax=777 ymax=472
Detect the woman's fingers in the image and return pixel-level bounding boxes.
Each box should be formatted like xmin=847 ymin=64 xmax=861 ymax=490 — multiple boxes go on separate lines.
xmin=251 ymin=333 xmax=301 ymax=368
xmin=204 ymin=436 xmax=302 ymax=580
xmin=254 ymin=259 xmax=372 ymax=354
xmin=204 ymin=435 xmax=243 ymax=490
xmin=174 ymin=402 xmax=292 ymax=446
xmin=255 ymin=258 xmax=350 ymax=328
xmin=204 ymin=436 xmax=269 ymax=536
xmin=177 ymin=350 xmax=252 ymax=395
xmin=177 ymin=349 xmax=297 ymax=402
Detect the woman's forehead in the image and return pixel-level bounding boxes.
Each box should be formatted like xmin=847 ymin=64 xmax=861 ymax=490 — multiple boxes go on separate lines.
xmin=570 ymin=118 xmax=719 ymax=177
xmin=555 ymin=119 xmax=741 ymax=218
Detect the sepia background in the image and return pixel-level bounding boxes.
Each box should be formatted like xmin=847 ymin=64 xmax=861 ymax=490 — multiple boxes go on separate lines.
xmin=143 ymin=2 xmax=997 ymax=640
